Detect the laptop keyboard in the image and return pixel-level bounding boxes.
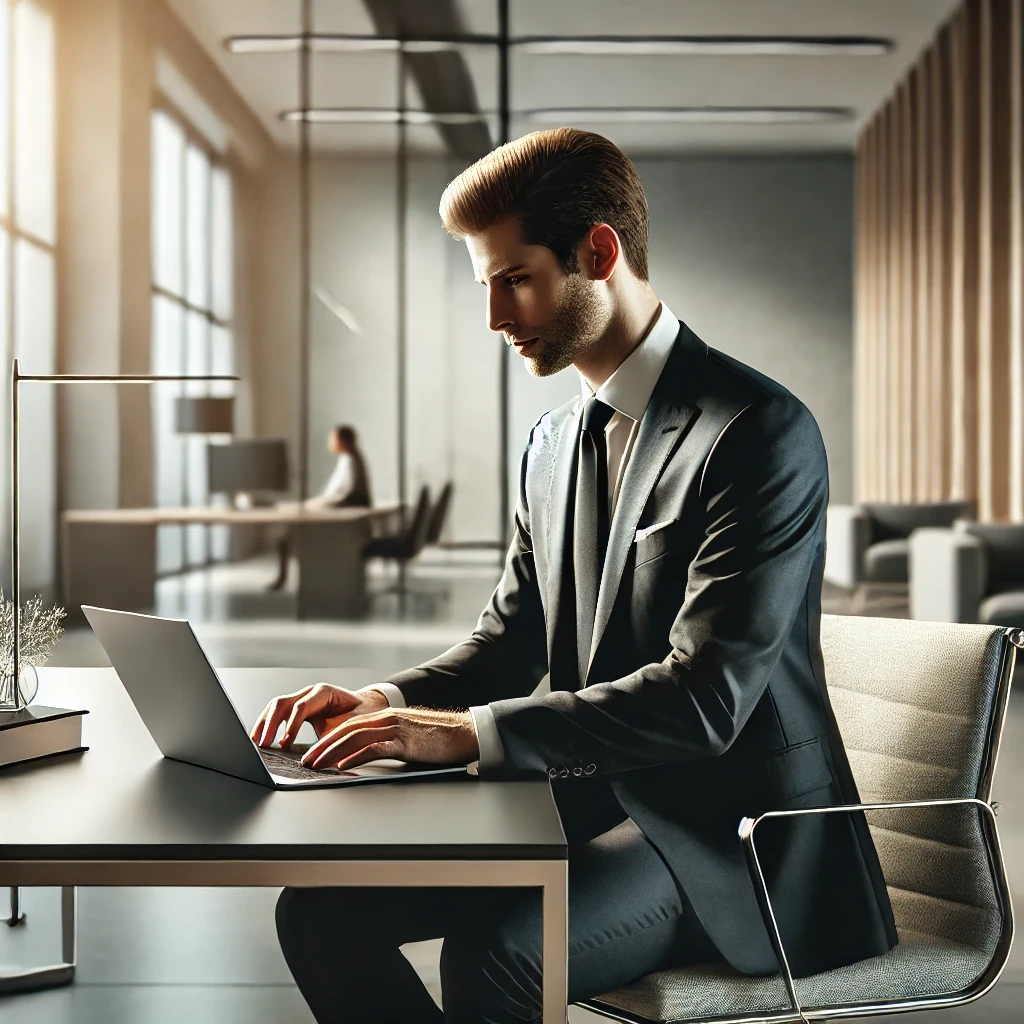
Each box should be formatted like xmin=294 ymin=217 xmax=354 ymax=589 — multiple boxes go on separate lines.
xmin=259 ymin=746 xmax=339 ymax=781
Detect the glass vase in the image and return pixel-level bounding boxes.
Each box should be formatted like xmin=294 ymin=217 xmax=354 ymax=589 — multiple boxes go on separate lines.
xmin=0 ymin=662 xmax=39 ymax=712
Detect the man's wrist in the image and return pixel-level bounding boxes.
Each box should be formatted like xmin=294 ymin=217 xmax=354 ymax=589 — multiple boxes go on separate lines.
xmin=357 ymin=686 xmax=392 ymax=712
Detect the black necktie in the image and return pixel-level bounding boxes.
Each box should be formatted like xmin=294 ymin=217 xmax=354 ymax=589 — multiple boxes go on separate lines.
xmin=574 ymin=397 xmax=616 ymax=687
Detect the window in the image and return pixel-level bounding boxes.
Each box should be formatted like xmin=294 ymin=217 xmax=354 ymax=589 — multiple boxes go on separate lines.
xmin=0 ymin=0 xmax=57 ymax=592
xmin=150 ymin=107 xmax=234 ymax=573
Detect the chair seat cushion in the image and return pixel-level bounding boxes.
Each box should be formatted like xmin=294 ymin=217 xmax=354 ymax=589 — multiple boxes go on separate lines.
xmin=585 ymin=929 xmax=990 ymax=1023
xmin=978 ymin=590 xmax=1024 ymax=628
xmin=862 ymin=538 xmax=910 ymax=583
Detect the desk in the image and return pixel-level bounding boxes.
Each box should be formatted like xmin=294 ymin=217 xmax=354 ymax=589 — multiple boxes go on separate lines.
xmin=62 ymin=505 xmax=400 ymax=620
xmin=0 ymin=668 xmax=569 ymax=1021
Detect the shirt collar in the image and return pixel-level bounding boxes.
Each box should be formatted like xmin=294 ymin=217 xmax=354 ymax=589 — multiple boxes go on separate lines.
xmin=578 ymin=301 xmax=679 ymax=422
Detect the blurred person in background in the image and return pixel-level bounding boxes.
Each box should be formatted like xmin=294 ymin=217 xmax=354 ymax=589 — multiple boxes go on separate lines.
xmin=267 ymin=424 xmax=371 ymax=591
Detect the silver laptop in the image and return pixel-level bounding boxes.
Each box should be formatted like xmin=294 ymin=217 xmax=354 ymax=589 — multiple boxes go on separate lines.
xmin=82 ymin=605 xmax=467 ymax=789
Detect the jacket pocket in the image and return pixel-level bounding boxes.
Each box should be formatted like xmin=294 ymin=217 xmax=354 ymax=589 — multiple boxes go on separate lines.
xmin=759 ymin=737 xmax=834 ymax=804
xmin=634 ymin=518 xmax=685 ymax=567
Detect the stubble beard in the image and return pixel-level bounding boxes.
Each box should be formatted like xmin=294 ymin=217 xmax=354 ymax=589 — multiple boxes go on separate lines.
xmin=521 ymin=273 xmax=610 ymax=378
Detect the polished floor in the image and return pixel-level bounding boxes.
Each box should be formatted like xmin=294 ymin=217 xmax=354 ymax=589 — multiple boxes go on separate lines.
xmin=1 ymin=558 xmax=1021 ymax=1022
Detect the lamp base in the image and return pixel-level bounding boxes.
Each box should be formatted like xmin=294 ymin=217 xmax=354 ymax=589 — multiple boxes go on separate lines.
xmin=0 ymin=662 xmax=38 ymax=711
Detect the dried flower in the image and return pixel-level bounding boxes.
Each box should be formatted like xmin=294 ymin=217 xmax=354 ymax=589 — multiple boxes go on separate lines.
xmin=0 ymin=590 xmax=66 ymax=672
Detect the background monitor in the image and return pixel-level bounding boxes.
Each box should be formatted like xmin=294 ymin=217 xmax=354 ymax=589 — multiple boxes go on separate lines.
xmin=207 ymin=439 xmax=289 ymax=494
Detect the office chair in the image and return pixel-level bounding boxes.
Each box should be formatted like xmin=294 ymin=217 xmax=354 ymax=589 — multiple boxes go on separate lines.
xmin=363 ymin=485 xmax=432 ymax=607
xmin=424 ymin=481 xmax=453 ymax=547
xmin=580 ymin=615 xmax=1016 ymax=1023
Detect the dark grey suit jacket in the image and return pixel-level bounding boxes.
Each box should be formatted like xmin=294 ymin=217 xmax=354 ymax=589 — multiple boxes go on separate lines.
xmin=384 ymin=322 xmax=898 ymax=977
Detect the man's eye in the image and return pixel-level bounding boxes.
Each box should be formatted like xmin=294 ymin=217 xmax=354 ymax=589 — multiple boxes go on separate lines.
xmin=505 ymin=275 xmax=526 ymax=288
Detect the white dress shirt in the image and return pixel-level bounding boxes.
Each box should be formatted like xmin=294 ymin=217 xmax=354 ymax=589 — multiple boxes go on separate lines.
xmin=363 ymin=302 xmax=680 ymax=771
xmin=304 ymin=452 xmax=355 ymax=510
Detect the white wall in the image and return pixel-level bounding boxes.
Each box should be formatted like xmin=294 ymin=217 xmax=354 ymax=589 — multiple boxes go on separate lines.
xmin=275 ymin=152 xmax=855 ymax=549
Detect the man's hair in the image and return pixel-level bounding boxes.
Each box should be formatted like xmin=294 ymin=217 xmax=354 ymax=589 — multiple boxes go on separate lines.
xmin=335 ymin=425 xmax=357 ymax=448
xmin=439 ymin=128 xmax=649 ymax=281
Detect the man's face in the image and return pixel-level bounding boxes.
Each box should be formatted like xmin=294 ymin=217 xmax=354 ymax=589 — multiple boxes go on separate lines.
xmin=466 ymin=217 xmax=611 ymax=377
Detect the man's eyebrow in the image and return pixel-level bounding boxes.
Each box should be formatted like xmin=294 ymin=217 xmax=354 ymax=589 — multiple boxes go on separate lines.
xmin=478 ymin=263 xmax=527 ymax=285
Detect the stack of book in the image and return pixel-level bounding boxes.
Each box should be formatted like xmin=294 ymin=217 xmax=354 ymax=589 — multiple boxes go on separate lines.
xmin=0 ymin=706 xmax=88 ymax=769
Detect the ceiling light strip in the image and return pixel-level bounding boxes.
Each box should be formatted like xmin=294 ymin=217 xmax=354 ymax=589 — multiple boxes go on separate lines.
xmin=279 ymin=107 xmax=852 ymax=126
xmin=522 ymin=106 xmax=854 ymax=124
xmin=517 ymin=36 xmax=893 ymax=57
xmin=228 ymin=34 xmax=893 ymax=57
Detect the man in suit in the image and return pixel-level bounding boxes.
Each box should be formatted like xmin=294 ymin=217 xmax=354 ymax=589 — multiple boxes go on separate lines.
xmin=254 ymin=128 xmax=897 ymax=1023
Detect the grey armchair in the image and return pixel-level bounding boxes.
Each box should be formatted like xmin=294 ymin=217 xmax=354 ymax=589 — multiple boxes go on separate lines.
xmin=580 ymin=615 xmax=1015 ymax=1024
xmin=825 ymin=501 xmax=975 ymax=591
xmin=910 ymin=520 xmax=1024 ymax=626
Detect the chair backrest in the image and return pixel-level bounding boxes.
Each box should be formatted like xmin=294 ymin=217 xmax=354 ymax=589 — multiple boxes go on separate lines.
xmin=863 ymin=500 xmax=975 ymax=542
xmin=820 ymin=614 xmax=1013 ymax=961
xmin=425 ymin=481 xmax=453 ymax=545
xmin=955 ymin=520 xmax=1024 ymax=593
xmin=405 ymin=485 xmax=433 ymax=556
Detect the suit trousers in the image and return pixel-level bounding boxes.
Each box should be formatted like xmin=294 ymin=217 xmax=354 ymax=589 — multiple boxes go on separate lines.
xmin=275 ymin=815 xmax=719 ymax=1024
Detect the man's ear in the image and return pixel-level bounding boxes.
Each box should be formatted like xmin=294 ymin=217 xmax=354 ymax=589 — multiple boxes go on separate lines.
xmin=578 ymin=223 xmax=621 ymax=282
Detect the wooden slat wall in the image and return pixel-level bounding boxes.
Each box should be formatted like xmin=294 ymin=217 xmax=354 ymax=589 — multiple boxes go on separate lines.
xmin=854 ymin=0 xmax=1022 ymax=520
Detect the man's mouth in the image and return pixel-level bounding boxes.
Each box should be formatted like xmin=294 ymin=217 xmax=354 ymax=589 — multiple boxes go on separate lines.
xmin=511 ymin=337 xmax=539 ymax=353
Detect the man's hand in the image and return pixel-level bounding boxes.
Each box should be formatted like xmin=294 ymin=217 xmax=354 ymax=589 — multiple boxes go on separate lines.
xmin=299 ymin=707 xmax=480 ymax=771
xmin=250 ymin=683 xmax=390 ymax=750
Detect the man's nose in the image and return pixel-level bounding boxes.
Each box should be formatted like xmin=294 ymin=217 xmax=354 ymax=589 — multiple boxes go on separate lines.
xmin=487 ymin=288 xmax=514 ymax=335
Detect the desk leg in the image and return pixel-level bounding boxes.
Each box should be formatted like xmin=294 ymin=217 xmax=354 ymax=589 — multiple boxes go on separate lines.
xmin=295 ymin=520 xmax=371 ymax=619
xmin=0 ymin=886 xmax=76 ymax=994
xmin=541 ymin=859 xmax=569 ymax=1024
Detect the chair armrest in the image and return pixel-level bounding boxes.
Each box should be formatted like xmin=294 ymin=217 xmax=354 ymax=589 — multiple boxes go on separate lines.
xmin=736 ymin=797 xmax=1003 ymax=1023
xmin=909 ymin=527 xmax=986 ymax=622
xmin=824 ymin=505 xmax=872 ymax=589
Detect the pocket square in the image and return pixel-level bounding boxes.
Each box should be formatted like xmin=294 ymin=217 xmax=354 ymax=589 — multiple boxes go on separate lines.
xmin=634 ymin=518 xmax=678 ymax=543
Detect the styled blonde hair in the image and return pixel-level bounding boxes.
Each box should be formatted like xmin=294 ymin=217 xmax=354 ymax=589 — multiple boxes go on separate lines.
xmin=439 ymin=128 xmax=649 ymax=281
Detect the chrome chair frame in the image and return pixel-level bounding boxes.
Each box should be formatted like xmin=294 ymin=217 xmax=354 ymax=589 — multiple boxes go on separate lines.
xmin=580 ymin=625 xmax=1017 ymax=1024
xmin=737 ymin=796 xmax=1012 ymax=1024
xmin=1 ymin=885 xmax=76 ymax=994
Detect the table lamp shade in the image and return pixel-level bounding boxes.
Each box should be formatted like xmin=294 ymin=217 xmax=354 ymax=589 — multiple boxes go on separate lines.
xmin=174 ymin=396 xmax=234 ymax=435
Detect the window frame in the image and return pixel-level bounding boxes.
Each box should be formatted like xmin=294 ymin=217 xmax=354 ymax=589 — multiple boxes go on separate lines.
xmin=150 ymin=94 xmax=235 ymax=573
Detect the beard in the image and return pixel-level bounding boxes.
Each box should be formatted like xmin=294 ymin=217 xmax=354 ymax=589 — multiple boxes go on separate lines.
xmin=519 ymin=273 xmax=611 ymax=378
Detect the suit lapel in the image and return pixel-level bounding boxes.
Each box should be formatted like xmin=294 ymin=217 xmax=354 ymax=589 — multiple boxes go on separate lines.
xmin=586 ymin=333 xmax=700 ymax=680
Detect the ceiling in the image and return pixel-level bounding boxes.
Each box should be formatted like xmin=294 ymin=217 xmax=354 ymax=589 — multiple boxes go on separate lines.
xmin=165 ymin=0 xmax=963 ymax=158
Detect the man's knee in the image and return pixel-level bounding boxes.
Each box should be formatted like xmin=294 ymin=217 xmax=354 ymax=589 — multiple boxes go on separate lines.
xmin=440 ymin=925 xmax=542 ymax=1023
xmin=276 ymin=887 xmax=317 ymax=955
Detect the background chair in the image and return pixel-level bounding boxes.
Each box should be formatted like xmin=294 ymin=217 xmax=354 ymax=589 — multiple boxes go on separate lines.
xmin=363 ymin=485 xmax=432 ymax=606
xmin=825 ymin=501 xmax=975 ymax=611
xmin=424 ymin=481 xmax=453 ymax=548
xmin=910 ymin=520 xmax=1024 ymax=626
xmin=579 ymin=614 xmax=1015 ymax=1024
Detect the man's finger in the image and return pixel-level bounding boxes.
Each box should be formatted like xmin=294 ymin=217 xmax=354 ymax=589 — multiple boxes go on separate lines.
xmin=304 ymin=723 xmax=398 ymax=771
xmin=257 ymin=693 xmax=305 ymax=747
xmin=279 ymin=694 xmax=327 ymax=749
xmin=301 ymin=710 xmax=386 ymax=764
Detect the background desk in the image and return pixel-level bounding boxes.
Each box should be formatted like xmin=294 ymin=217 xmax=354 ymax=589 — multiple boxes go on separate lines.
xmin=0 ymin=668 xmax=569 ymax=1021
xmin=62 ymin=505 xmax=400 ymax=620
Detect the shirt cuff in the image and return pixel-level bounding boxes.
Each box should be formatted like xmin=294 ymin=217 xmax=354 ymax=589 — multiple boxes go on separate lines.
xmin=469 ymin=704 xmax=505 ymax=770
xmin=359 ymin=682 xmax=406 ymax=708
